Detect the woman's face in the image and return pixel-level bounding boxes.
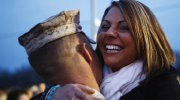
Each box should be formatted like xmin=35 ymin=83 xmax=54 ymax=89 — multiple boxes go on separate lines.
xmin=98 ymin=6 xmax=138 ymax=71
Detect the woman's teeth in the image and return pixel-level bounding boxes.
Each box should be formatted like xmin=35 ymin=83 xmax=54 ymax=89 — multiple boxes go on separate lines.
xmin=106 ymin=50 xmax=119 ymax=52
xmin=105 ymin=45 xmax=122 ymax=52
xmin=106 ymin=45 xmax=120 ymax=49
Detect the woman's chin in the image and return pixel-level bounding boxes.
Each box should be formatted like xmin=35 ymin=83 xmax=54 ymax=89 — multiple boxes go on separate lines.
xmin=104 ymin=60 xmax=116 ymax=67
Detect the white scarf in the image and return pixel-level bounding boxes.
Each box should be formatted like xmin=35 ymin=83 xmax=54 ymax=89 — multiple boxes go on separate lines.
xmin=100 ymin=60 xmax=146 ymax=100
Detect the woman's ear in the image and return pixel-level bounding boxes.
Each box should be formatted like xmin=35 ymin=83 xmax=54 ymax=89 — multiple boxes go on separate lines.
xmin=79 ymin=43 xmax=92 ymax=64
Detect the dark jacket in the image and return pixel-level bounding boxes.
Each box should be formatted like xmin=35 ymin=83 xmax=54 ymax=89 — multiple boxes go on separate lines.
xmin=120 ymin=66 xmax=180 ymax=100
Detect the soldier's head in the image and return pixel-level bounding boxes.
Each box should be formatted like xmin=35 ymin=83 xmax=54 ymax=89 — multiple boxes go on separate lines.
xmin=18 ymin=9 xmax=102 ymax=91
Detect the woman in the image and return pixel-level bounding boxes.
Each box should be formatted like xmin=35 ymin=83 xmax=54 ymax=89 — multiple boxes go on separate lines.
xmin=45 ymin=0 xmax=180 ymax=100
xmin=95 ymin=0 xmax=180 ymax=100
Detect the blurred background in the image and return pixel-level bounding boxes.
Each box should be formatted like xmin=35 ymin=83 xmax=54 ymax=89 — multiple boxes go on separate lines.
xmin=0 ymin=0 xmax=180 ymax=99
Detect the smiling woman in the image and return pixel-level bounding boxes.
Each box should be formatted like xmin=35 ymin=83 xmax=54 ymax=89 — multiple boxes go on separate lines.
xmin=98 ymin=6 xmax=138 ymax=72
xmin=95 ymin=0 xmax=180 ymax=100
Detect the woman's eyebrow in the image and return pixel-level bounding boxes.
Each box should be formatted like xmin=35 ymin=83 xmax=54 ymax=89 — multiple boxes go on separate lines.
xmin=103 ymin=20 xmax=126 ymax=24
xmin=103 ymin=20 xmax=110 ymax=24
xmin=118 ymin=21 xmax=126 ymax=23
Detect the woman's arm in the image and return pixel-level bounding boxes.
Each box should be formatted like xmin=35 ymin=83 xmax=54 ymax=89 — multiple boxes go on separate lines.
xmin=51 ymin=84 xmax=105 ymax=100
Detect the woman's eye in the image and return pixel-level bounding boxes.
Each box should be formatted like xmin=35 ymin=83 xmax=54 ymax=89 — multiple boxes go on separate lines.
xmin=119 ymin=26 xmax=129 ymax=30
xmin=101 ymin=25 xmax=109 ymax=29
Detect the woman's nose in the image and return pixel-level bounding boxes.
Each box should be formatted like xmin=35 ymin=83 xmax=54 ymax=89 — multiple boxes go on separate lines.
xmin=105 ymin=28 xmax=118 ymax=38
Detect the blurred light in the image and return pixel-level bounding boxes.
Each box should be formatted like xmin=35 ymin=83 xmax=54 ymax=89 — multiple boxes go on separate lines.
xmin=94 ymin=18 xmax=101 ymax=27
xmin=31 ymin=85 xmax=38 ymax=92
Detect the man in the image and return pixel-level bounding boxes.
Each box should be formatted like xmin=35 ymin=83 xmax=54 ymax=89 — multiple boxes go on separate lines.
xmin=18 ymin=9 xmax=104 ymax=99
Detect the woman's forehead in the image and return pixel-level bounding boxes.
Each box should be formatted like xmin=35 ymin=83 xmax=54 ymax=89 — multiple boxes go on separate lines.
xmin=103 ymin=6 xmax=126 ymax=23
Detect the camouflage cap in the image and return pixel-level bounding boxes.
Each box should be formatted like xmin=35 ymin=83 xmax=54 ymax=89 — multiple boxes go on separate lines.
xmin=18 ymin=9 xmax=96 ymax=56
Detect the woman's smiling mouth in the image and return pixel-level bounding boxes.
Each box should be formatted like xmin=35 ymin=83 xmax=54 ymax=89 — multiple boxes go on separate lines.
xmin=105 ymin=44 xmax=123 ymax=53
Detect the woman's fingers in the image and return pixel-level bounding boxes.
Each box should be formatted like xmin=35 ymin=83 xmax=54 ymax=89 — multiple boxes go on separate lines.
xmin=70 ymin=84 xmax=95 ymax=100
xmin=75 ymin=84 xmax=95 ymax=94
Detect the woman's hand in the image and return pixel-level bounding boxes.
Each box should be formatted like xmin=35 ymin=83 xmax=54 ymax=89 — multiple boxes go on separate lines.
xmin=51 ymin=84 xmax=104 ymax=100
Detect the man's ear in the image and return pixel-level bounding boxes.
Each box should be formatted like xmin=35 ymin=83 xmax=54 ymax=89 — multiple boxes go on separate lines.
xmin=79 ymin=43 xmax=92 ymax=64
